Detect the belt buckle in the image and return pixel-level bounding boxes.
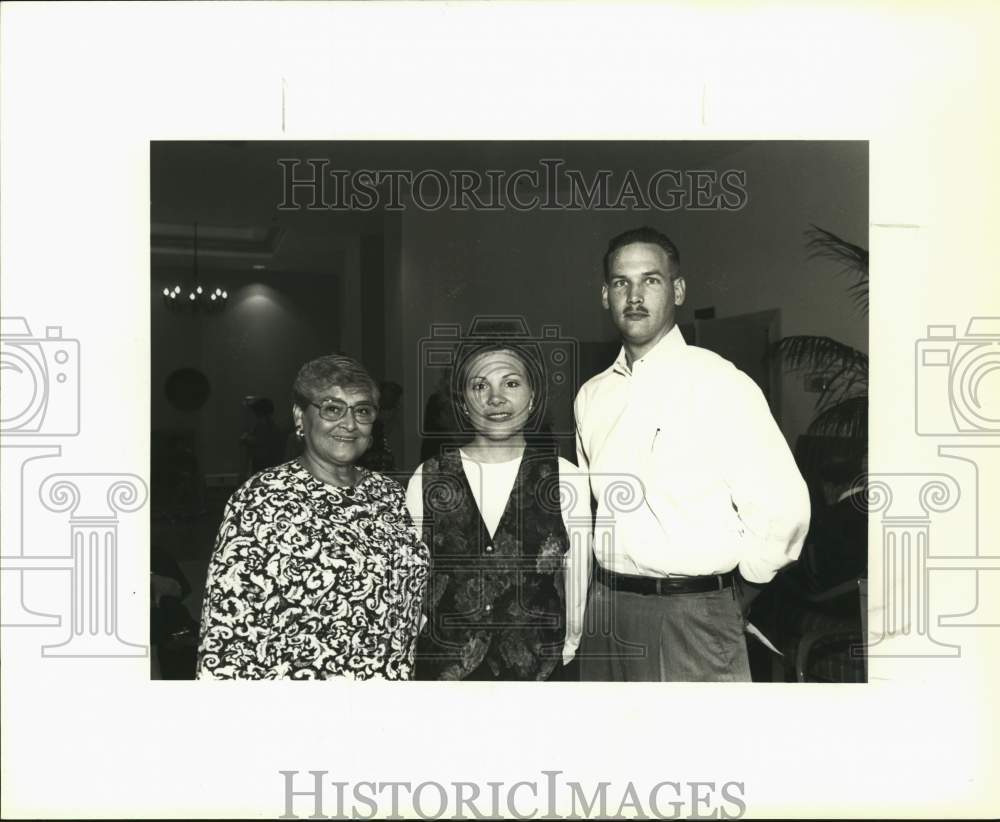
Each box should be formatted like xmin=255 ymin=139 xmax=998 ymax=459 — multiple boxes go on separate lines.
xmin=658 ymin=576 xmax=679 ymax=595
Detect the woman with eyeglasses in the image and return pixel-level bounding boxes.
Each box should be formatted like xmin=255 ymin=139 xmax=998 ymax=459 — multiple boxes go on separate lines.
xmin=197 ymin=354 xmax=428 ymax=680
xmin=406 ymin=342 xmax=591 ymax=681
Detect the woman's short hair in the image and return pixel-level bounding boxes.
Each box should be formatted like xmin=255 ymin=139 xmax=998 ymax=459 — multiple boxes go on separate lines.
xmin=292 ymin=354 xmax=380 ymax=409
xmin=451 ymin=342 xmax=544 ymax=425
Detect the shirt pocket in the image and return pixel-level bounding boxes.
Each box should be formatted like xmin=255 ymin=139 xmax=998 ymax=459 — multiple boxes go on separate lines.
xmin=644 ymin=422 xmax=719 ymax=507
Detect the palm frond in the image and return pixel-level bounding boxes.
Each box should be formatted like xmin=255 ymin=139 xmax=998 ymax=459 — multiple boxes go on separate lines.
xmin=816 ymin=361 xmax=869 ymax=413
xmin=770 ymin=225 xmax=870 ymax=442
xmin=807 ymin=395 xmax=868 ymax=439
xmin=806 ymin=224 xmax=869 ymax=316
xmin=772 ymin=335 xmax=868 ymax=377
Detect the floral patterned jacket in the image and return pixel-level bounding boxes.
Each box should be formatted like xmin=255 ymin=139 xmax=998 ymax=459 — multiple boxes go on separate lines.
xmin=197 ymin=461 xmax=428 ymax=680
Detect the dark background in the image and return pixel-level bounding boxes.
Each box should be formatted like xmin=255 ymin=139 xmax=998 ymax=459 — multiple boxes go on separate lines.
xmin=149 ymin=140 xmax=868 ymax=680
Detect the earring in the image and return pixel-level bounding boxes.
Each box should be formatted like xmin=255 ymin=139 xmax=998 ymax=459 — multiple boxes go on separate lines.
xmin=295 ymin=427 xmax=304 ymax=439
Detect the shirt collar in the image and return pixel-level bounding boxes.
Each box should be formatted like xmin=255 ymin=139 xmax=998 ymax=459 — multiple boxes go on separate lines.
xmin=612 ymin=324 xmax=687 ymax=376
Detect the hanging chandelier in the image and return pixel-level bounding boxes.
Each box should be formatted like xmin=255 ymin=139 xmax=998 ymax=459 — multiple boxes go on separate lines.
xmin=161 ymin=222 xmax=229 ymax=311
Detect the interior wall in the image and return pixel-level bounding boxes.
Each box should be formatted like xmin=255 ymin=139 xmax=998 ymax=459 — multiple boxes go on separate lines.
xmin=395 ymin=142 xmax=868 ymax=471
xmin=151 ymin=142 xmax=374 ymax=480
xmin=398 ymin=206 xmax=621 ymax=469
xmin=662 ymin=141 xmax=869 ymax=442
xmin=151 ymin=267 xmax=344 ymax=477
xmin=381 ymin=212 xmax=406 ymax=464
xmin=150 ymin=141 xmax=867 ymax=480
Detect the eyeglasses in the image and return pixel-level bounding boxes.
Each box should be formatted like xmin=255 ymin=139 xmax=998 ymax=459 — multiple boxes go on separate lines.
xmin=308 ymin=400 xmax=378 ymax=424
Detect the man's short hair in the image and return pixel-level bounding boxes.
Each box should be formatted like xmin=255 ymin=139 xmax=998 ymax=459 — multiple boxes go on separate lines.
xmin=603 ymin=226 xmax=681 ymax=281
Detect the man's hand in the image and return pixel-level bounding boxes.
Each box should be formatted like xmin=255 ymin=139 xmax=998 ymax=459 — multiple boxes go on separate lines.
xmin=737 ymin=573 xmax=765 ymax=619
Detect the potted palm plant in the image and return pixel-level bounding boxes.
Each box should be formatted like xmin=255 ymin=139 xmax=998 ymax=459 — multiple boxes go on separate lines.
xmin=774 ymin=225 xmax=868 ymax=440
xmin=758 ymin=226 xmax=869 ymax=683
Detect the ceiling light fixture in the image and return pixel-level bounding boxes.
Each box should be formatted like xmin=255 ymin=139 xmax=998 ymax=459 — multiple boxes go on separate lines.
xmin=160 ymin=222 xmax=229 ymax=312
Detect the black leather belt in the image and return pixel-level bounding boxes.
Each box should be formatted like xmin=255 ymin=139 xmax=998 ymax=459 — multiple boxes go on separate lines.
xmin=594 ymin=564 xmax=736 ymax=595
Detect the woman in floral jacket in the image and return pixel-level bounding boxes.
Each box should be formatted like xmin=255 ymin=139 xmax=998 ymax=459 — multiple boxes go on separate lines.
xmin=406 ymin=342 xmax=591 ymax=681
xmin=197 ymin=354 xmax=428 ymax=680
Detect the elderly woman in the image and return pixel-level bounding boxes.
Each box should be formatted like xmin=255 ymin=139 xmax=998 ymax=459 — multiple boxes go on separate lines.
xmin=406 ymin=342 xmax=591 ymax=681
xmin=197 ymin=354 xmax=428 ymax=680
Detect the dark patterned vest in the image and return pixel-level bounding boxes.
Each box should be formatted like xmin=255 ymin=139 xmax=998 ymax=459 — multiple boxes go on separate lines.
xmin=415 ymin=447 xmax=569 ymax=681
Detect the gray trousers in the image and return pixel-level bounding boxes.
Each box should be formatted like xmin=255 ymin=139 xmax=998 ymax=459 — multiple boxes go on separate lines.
xmin=578 ymin=575 xmax=752 ymax=682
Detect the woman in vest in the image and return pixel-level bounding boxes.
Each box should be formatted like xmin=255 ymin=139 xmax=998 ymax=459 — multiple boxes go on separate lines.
xmin=406 ymin=342 xmax=591 ymax=681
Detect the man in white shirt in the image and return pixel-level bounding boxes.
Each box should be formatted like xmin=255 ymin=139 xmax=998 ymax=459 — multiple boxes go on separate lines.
xmin=574 ymin=226 xmax=811 ymax=681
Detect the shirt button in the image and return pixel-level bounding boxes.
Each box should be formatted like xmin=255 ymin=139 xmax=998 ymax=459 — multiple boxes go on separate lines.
xmin=484 ymin=604 xmax=492 ymax=612
xmin=485 ymin=544 xmax=493 ymax=553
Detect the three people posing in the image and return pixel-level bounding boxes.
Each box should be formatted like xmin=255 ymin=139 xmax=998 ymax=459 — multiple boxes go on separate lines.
xmin=196 ymin=226 xmax=809 ymax=682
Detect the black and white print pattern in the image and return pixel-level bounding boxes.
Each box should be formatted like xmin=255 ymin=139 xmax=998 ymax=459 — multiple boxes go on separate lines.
xmin=197 ymin=461 xmax=429 ymax=680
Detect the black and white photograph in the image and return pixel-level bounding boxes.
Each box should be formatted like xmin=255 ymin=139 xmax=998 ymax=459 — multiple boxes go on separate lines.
xmin=150 ymin=140 xmax=868 ymax=684
xmin=2 ymin=3 xmax=998 ymax=820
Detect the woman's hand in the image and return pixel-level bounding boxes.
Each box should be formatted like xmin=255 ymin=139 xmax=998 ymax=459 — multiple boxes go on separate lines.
xmin=562 ymin=637 xmax=580 ymax=666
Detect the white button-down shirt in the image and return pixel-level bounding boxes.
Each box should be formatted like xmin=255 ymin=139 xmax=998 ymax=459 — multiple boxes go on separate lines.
xmin=574 ymin=325 xmax=810 ymax=583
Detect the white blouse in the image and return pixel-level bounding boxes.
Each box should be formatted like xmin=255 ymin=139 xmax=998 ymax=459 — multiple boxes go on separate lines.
xmin=406 ymin=450 xmax=589 ymax=537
